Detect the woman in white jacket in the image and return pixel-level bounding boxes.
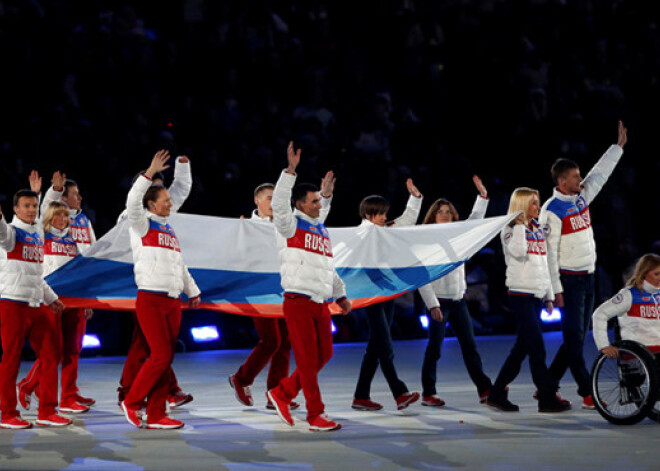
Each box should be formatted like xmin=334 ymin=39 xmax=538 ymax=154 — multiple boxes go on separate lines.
xmin=486 ymin=187 xmax=570 ymax=413
xmin=592 ymin=253 xmax=660 ymax=358
xmin=119 ymin=151 xmax=201 ymax=430
xmin=417 ymin=176 xmax=493 ymax=406
xmin=17 ymin=199 xmax=94 ymax=415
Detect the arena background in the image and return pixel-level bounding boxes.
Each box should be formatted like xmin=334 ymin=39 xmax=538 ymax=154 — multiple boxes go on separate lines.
xmin=1 ymin=0 xmax=659 ymax=355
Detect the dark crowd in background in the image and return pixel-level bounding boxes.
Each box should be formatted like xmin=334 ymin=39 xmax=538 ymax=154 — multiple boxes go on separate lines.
xmin=1 ymin=0 xmax=660 ymax=353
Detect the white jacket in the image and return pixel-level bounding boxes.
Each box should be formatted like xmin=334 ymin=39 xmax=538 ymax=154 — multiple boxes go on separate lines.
xmin=42 ymin=227 xmax=78 ymax=276
xmin=419 ymin=196 xmax=488 ymax=307
xmin=117 ymin=156 xmax=193 ymax=223
xmin=592 ymin=281 xmax=660 ymax=350
xmin=0 ymin=215 xmax=58 ymax=307
xmin=126 ymin=175 xmax=200 ymax=299
xmin=501 ymin=220 xmax=553 ymax=300
xmin=41 ymin=186 xmax=96 ymax=254
xmin=540 ymin=144 xmax=624 ymax=293
xmin=272 ymin=170 xmax=346 ymax=303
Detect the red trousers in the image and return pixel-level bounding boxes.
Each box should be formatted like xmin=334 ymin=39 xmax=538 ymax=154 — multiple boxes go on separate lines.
xmin=21 ymin=308 xmax=86 ymax=403
xmin=124 ymin=291 xmax=181 ymax=421
xmin=273 ymin=295 xmax=333 ymax=421
xmin=235 ymin=317 xmax=291 ymax=390
xmin=119 ymin=311 xmax=180 ymax=396
xmin=0 ymin=300 xmax=61 ymax=419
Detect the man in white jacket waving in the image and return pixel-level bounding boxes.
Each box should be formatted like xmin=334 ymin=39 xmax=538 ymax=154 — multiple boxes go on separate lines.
xmin=266 ymin=141 xmax=351 ymax=432
xmin=539 ymin=120 xmax=627 ymax=409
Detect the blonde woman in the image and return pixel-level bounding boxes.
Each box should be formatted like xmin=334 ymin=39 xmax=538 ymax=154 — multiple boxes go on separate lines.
xmin=17 ymin=200 xmax=94 ymax=415
xmin=592 ymin=253 xmax=660 ymax=357
xmin=486 ymin=188 xmax=570 ymax=413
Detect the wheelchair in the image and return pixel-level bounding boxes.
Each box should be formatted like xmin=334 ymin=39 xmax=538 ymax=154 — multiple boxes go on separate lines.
xmin=590 ymin=339 xmax=660 ymax=425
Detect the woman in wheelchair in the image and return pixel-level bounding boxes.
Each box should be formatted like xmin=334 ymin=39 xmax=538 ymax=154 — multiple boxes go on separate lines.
xmin=590 ymin=253 xmax=660 ymax=424
xmin=592 ymin=253 xmax=660 ymax=358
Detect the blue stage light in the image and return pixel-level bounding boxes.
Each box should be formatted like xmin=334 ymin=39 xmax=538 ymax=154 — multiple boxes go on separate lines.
xmin=541 ymin=307 xmax=562 ymax=323
xmin=191 ymin=326 xmax=220 ymax=342
xmin=82 ymin=334 xmax=101 ymax=349
xmin=331 ymin=321 xmax=337 ymax=333
xmin=419 ymin=315 xmax=429 ymax=329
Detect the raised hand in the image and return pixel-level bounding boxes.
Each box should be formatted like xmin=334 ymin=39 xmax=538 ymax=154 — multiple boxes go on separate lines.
xmin=320 ymin=170 xmax=336 ymax=198
xmin=406 ymin=178 xmax=422 ymax=198
xmin=52 ymin=171 xmax=66 ymax=191
xmin=29 ymin=170 xmax=42 ymax=193
xmin=286 ymin=141 xmax=301 ymax=174
xmin=145 ymin=150 xmax=171 ymax=179
xmin=473 ymin=175 xmax=487 ymax=198
xmin=617 ymin=120 xmax=627 ymax=148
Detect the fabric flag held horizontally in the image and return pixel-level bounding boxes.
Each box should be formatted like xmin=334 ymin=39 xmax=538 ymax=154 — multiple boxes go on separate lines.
xmin=46 ymin=212 xmax=516 ymax=316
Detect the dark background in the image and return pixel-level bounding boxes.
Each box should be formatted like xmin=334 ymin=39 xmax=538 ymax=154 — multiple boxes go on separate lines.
xmin=1 ymin=0 xmax=659 ymax=355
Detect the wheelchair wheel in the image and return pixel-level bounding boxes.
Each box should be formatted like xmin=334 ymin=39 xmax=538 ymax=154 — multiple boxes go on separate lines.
xmin=591 ymin=340 xmax=659 ymax=425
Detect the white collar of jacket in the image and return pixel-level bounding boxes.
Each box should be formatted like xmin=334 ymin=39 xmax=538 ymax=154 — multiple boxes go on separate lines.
xmin=147 ymin=212 xmax=169 ymax=225
xmin=11 ymin=216 xmax=39 ymax=232
xmin=552 ymin=187 xmax=580 ymax=202
xmin=250 ymin=210 xmax=272 ymax=222
xmin=68 ymin=207 xmax=82 ymax=217
xmin=293 ymin=208 xmax=319 ymax=225
xmin=49 ymin=226 xmax=70 ymax=237
xmin=642 ymin=280 xmax=660 ymax=294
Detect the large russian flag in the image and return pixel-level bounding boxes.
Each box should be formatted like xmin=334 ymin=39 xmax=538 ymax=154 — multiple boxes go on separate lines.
xmin=46 ymin=213 xmax=514 ymax=316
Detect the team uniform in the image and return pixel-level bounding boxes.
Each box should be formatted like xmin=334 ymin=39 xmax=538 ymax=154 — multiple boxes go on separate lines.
xmin=353 ymin=194 xmax=422 ymax=409
xmin=488 ymin=219 xmax=562 ymax=411
xmin=417 ymin=196 xmax=493 ymax=402
xmin=0 ymin=215 xmax=66 ymax=428
xmin=121 ymin=174 xmax=200 ymax=429
xmin=230 ymin=195 xmax=332 ymax=409
xmin=266 ymin=170 xmax=347 ymax=430
xmin=540 ymin=144 xmax=624 ymax=400
xmin=17 ymin=226 xmax=91 ymax=413
xmin=592 ymin=281 xmax=660 ymax=353
xmin=117 ymin=157 xmax=193 ymax=408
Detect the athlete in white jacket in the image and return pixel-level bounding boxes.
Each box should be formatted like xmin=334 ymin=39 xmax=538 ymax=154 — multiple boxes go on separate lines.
xmin=351 ymin=178 xmax=423 ymax=412
xmin=0 ymin=184 xmax=68 ymax=429
xmin=17 ymin=197 xmax=96 ymax=414
xmin=417 ymin=176 xmax=493 ymax=406
xmin=540 ymin=120 xmax=627 ymax=409
xmin=486 ymin=187 xmax=569 ymax=413
xmin=266 ymin=141 xmax=351 ymax=432
xmin=592 ymin=254 xmax=660 ymax=357
xmin=230 ymin=175 xmax=334 ymax=411
xmin=117 ymin=154 xmax=195 ymax=410
xmin=120 ymin=151 xmax=200 ymax=430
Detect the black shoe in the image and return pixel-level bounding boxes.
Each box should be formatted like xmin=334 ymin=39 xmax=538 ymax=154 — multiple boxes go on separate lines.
xmin=486 ymin=396 xmax=519 ymax=412
xmin=538 ymin=398 xmax=572 ymax=413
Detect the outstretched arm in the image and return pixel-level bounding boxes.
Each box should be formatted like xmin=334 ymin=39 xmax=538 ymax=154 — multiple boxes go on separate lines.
xmin=467 ymin=175 xmax=489 ymax=220
xmin=41 ymin=171 xmax=66 ymax=215
xmin=126 ymin=151 xmax=171 ymax=235
xmin=581 ymin=120 xmax=626 ymax=204
xmin=169 ymin=156 xmax=192 ymax=212
xmin=29 ymin=170 xmax=42 ymax=194
xmin=273 ymin=142 xmax=301 ymax=238
xmin=286 ymin=141 xmax=300 ymax=175
xmin=319 ymin=170 xmax=335 ymax=224
xmin=393 ymin=178 xmax=423 ymax=226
